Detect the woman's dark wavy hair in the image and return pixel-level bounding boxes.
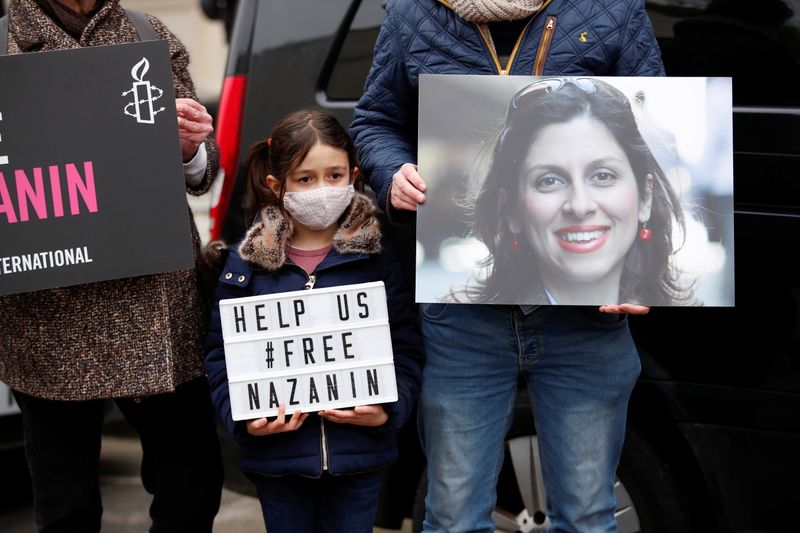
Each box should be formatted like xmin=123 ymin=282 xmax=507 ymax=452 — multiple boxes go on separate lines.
xmin=244 ymin=108 xmax=364 ymax=224
xmin=468 ymin=78 xmax=690 ymax=305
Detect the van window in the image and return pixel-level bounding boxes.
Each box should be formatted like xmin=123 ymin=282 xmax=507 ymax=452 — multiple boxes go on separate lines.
xmin=649 ymin=0 xmax=800 ymax=106
xmin=325 ymin=0 xmax=386 ymax=101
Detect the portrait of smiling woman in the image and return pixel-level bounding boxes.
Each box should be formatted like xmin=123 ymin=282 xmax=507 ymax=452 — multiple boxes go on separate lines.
xmin=412 ymin=74 xmax=737 ymax=307
xmin=465 ymin=77 xmax=690 ymax=306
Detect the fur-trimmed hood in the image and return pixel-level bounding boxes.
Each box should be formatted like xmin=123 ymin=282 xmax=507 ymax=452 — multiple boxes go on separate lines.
xmin=238 ymin=192 xmax=382 ymax=271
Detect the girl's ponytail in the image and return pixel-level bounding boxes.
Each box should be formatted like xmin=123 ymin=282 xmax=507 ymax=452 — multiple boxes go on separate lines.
xmin=244 ymin=138 xmax=278 ymax=226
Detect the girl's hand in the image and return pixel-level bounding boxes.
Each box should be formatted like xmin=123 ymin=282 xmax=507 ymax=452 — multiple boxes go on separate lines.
xmin=246 ymin=404 xmax=309 ymax=436
xmin=320 ymin=405 xmax=388 ymax=427
xmin=599 ymin=304 xmax=651 ymax=315
xmin=176 ymin=98 xmax=213 ymax=162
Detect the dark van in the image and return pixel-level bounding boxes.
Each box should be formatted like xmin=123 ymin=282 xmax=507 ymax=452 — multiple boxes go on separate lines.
xmin=209 ymin=1 xmax=800 ymax=531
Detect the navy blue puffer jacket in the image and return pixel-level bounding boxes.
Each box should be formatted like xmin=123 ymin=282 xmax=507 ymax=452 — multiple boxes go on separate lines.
xmin=350 ymin=0 xmax=664 ymax=212
xmin=204 ymin=194 xmax=424 ymax=477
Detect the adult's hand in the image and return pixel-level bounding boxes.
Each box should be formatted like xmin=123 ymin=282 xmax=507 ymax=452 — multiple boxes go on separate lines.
xmin=176 ymin=98 xmax=213 ymax=162
xmin=390 ymin=163 xmax=427 ymax=211
xmin=599 ymin=304 xmax=651 ymax=315
xmin=246 ymin=404 xmax=309 ymax=436
xmin=320 ymin=404 xmax=388 ymax=427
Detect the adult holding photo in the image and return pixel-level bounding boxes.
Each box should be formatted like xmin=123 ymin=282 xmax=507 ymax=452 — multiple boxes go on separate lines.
xmin=0 ymin=1 xmax=223 ymax=532
xmin=351 ymin=1 xmax=660 ymax=532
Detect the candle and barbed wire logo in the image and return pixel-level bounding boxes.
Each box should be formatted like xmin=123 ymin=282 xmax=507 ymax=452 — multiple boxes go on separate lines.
xmin=122 ymin=57 xmax=165 ymax=124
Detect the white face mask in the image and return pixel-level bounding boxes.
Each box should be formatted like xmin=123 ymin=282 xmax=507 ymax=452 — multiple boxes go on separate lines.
xmin=283 ymin=185 xmax=355 ymax=230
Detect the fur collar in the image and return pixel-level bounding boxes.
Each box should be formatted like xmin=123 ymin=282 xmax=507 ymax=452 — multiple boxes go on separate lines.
xmin=239 ymin=192 xmax=382 ymax=271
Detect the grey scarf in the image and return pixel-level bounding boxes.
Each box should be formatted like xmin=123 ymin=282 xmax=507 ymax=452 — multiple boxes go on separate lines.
xmin=451 ymin=0 xmax=545 ymax=22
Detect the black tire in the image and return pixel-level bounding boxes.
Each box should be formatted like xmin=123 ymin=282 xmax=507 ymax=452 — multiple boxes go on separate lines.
xmin=617 ymin=427 xmax=703 ymax=533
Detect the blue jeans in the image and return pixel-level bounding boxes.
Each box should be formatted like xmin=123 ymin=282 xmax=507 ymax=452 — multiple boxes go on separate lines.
xmin=251 ymin=470 xmax=382 ymax=533
xmin=419 ymin=304 xmax=641 ymax=533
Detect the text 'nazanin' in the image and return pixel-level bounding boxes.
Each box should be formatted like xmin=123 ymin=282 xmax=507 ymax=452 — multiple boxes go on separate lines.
xmin=0 ymin=161 xmax=98 ymax=224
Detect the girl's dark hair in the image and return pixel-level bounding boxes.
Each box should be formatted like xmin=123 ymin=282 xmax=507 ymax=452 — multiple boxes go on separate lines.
xmin=469 ymin=78 xmax=690 ymax=305
xmin=244 ymin=108 xmax=364 ymax=223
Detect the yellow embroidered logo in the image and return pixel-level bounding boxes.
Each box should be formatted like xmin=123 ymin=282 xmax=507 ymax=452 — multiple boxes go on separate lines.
xmin=579 ymin=32 xmax=588 ymax=43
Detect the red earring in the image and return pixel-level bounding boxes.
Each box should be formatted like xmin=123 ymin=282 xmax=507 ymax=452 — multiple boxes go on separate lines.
xmin=639 ymin=221 xmax=653 ymax=241
xmin=510 ymin=235 xmax=520 ymax=252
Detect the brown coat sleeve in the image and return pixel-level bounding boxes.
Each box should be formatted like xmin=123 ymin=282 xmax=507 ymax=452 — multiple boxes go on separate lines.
xmin=145 ymin=13 xmax=220 ymax=196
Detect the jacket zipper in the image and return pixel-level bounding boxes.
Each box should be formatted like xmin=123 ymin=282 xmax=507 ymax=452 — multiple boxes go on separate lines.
xmin=474 ymin=23 xmax=506 ymax=75
xmin=294 ymin=254 xmax=369 ymax=473
xmin=533 ymin=16 xmax=557 ymax=75
xmin=474 ymin=20 xmax=536 ymax=75
xmin=460 ymin=0 xmax=553 ymax=75
xmin=320 ymin=418 xmax=330 ymax=472
xmin=302 ymin=270 xmax=329 ymax=471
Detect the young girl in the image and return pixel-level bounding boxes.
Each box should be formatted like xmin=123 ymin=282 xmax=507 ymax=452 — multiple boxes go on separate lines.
xmin=204 ymin=109 xmax=423 ymax=533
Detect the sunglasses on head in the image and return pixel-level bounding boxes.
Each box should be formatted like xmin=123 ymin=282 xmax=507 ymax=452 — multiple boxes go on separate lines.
xmin=509 ymin=77 xmax=630 ymax=110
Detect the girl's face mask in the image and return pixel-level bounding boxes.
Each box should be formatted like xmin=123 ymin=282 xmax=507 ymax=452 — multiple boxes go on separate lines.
xmin=283 ymin=185 xmax=355 ymax=230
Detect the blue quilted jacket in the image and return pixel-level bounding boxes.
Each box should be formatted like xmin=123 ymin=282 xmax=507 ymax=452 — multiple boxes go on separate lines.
xmin=350 ymin=0 xmax=665 ymax=212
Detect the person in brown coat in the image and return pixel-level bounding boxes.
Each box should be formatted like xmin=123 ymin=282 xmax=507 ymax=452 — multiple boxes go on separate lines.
xmin=0 ymin=1 xmax=224 ymax=531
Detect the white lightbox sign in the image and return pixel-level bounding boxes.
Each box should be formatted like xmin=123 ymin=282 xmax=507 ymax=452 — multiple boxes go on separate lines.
xmin=220 ymin=281 xmax=397 ymax=420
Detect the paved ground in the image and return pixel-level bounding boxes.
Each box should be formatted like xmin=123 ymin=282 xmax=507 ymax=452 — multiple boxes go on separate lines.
xmin=0 ymin=428 xmax=266 ymax=533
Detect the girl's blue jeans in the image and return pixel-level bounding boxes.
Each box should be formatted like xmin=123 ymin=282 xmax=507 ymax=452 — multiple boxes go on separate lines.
xmin=252 ymin=470 xmax=382 ymax=533
xmin=419 ymin=304 xmax=641 ymax=533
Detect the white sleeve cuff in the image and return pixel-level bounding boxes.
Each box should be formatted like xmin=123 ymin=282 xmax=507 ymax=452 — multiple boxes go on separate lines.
xmin=183 ymin=143 xmax=207 ymax=187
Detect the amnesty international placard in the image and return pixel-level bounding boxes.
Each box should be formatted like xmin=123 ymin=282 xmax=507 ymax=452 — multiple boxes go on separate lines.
xmin=0 ymin=40 xmax=193 ymax=296
xmin=220 ymin=282 xmax=398 ymax=421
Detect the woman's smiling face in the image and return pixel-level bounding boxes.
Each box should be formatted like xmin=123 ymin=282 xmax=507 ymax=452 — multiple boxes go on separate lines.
xmin=512 ymin=115 xmax=649 ymax=289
